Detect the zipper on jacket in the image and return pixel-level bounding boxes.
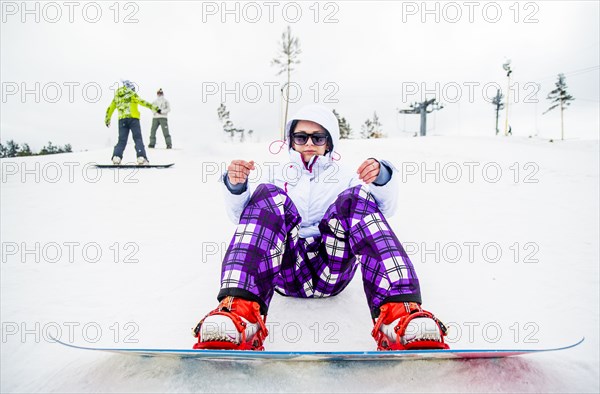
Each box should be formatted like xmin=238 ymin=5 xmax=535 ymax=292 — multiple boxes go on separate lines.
xmin=305 ymin=156 xmax=318 ymax=173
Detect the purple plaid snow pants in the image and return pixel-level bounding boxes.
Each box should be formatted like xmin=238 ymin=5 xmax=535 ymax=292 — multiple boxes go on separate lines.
xmin=218 ymin=184 xmax=421 ymax=318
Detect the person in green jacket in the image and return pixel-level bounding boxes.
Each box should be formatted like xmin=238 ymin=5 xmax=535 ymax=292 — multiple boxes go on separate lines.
xmin=105 ymin=80 xmax=160 ymax=165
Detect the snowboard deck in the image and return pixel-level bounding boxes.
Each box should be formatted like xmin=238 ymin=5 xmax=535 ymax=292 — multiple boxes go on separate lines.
xmin=51 ymin=337 xmax=584 ymax=362
xmin=94 ymin=163 xmax=174 ymax=169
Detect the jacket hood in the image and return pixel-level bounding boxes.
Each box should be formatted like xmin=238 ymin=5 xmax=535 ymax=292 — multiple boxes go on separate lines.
xmin=285 ymin=105 xmax=339 ymax=159
xmin=122 ymin=80 xmax=136 ymax=92
xmin=116 ymin=86 xmax=135 ymax=99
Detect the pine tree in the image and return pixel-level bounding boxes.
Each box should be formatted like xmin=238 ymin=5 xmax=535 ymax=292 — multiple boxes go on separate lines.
xmin=0 ymin=140 xmax=72 ymax=157
xmin=492 ymin=89 xmax=505 ymax=135
xmin=17 ymin=143 xmax=33 ymax=156
xmin=543 ymin=73 xmax=575 ymax=141
xmin=333 ymin=109 xmax=352 ymax=139
xmin=361 ymin=119 xmax=372 ymax=139
xmin=361 ymin=112 xmax=384 ymax=139
xmin=40 ymin=141 xmax=59 ymax=155
xmin=6 ymin=140 xmax=20 ymax=157
xmin=236 ymin=128 xmax=245 ymax=143
xmin=217 ymin=103 xmax=236 ymax=141
xmin=271 ymin=26 xmax=301 ymax=138
xmin=217 ymin=103 xmax=248 ymax=142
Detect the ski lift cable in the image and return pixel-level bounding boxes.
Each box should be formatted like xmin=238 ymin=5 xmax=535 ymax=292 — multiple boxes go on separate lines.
xmin=533 ymin=65 xmax=599 ymax=82
xmin=395 ymin=108 xmax=416 ymax=134
xmin=575 ymin=98 xmax=600 ymax=102
xmin=562 ymin=66 xmax=600 ymax=78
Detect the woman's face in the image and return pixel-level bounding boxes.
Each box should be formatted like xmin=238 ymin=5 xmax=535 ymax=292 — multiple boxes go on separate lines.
xmin=291 ymin=120 xmax=328 ymax=163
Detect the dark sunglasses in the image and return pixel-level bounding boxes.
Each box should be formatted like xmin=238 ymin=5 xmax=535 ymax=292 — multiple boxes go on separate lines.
xmin=292 ymin=133 xmax=328 ymax=146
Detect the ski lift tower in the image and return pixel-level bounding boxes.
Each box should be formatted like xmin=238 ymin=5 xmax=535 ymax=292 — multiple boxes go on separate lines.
xmin=398 ymin=98 xmax=444 ymax=136
xmin=502 ymin=59 xmax=513 ymax=136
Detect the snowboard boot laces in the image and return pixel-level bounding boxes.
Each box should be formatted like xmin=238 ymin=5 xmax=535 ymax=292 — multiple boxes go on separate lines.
xmin=372 ymin=302 xmax=449 ymax=351
xmin=192 ymin=296 xmax=268 ymax=350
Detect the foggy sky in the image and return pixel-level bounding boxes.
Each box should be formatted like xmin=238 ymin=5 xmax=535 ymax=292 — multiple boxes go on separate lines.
xmin=1 ymin=1 xmax=599 ymax=151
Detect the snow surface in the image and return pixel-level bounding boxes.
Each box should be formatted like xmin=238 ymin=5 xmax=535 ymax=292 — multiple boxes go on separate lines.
xmin=1 ymin=136 xmax=598 ymax=393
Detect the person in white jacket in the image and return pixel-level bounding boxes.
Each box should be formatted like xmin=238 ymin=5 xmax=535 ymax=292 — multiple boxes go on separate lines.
xmin=193 ymin=105 xmax=448 ymax=351
xmin=148 ymin=88 xmax=172 ymax=149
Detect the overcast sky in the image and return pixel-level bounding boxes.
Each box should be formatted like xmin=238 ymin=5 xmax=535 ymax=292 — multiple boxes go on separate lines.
xmin=1 ymin=0 xmax=599 ymax=151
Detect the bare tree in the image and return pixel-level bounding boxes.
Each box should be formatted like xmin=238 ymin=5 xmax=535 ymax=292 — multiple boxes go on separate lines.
xmin=217 ymin=103 xmax=236 ymax=141
xmin=217 ymin=103 xmax=251 ymax=142
xmin=361 ymin=112 xmax=385 ymax=139
xmin=271 ymin=26 xmax=301 ymax=138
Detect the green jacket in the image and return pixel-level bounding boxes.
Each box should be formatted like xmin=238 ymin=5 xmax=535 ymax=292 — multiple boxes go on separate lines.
xmin=105 ymin=86 xmax=158 ymax=124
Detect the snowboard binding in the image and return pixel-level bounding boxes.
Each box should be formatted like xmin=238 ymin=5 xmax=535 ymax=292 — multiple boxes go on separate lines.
xmin=372 ymin=302 xmax=449 ymax=351
xmin=192 ymin=296 xmax=269 ymax=350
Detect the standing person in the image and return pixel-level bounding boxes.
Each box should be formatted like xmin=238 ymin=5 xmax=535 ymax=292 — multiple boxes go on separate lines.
xmin=148 ymin=88 xmax=173 ymax=149
xmin=192 ymin=105 xmax=448 ymax=351
xmin=105 ymin=80 xmax=160 ymax=165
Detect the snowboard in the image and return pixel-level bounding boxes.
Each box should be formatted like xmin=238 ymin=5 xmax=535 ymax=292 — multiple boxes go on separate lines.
xmin=94 ymin=163 xmax=174 ymax=169
xmin=51 ymin=337 xmax=584 ymax=362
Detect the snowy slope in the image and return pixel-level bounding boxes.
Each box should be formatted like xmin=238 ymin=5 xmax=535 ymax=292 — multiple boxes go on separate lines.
xmin=1 ymin=136 xmax=598 ymax=393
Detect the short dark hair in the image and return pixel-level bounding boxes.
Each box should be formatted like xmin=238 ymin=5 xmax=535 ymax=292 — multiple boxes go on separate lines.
xmin=288 ymin=120 xmax=334 ymax=153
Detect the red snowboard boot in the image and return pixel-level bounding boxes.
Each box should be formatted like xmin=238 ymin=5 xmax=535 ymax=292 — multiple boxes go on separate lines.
xmin=372 ymin=302 xmax=449 ymax=350
xmin=192 ymin=296 xmax=268 ymax=350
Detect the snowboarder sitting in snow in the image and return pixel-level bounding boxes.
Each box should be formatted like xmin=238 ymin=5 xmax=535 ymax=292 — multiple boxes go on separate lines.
xmin=105 ymin=80 xmax=160 ymax=165
xmin=193 ymin=105 xmax=448 ymax=351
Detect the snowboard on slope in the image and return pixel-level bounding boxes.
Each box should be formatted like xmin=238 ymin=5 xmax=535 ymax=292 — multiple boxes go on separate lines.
xmin=94 ymin=163 xmax=174 ymax=169
xmin=51 ymin=337 xmax=584 ymax=362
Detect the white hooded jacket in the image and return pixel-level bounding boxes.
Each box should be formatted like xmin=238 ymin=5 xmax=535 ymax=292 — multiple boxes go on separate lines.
xmin=152 ymin=95 xmax=171 ymax=119
xmin=222 ymin=105 xmax=400 ymax=238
